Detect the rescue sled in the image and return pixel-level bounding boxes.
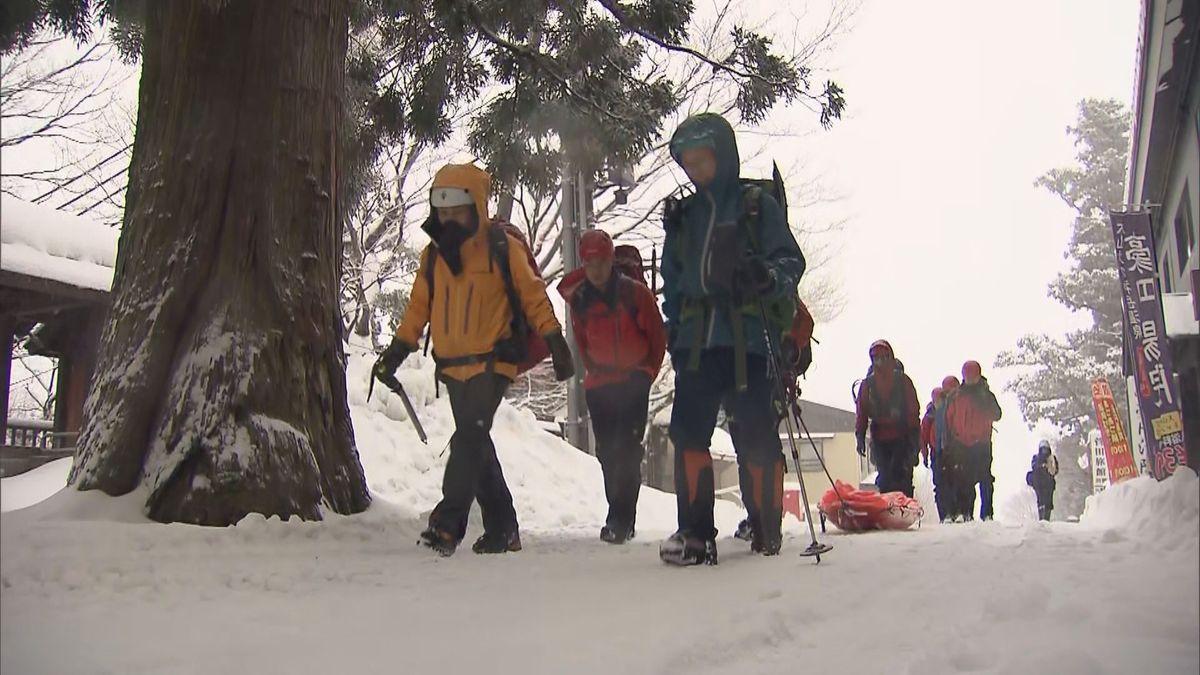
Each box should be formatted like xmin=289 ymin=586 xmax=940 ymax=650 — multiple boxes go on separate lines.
xmin=818 ymin=480 xmax=923 ymax=531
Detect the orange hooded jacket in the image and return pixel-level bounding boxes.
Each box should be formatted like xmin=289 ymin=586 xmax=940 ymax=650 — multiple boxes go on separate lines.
xmin=393 ymin=164 xmax=561 ymax=382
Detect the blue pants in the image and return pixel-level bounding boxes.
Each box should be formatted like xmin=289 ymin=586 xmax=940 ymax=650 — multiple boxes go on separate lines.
xmin=669 ymin=349 xmax=783 ymax=539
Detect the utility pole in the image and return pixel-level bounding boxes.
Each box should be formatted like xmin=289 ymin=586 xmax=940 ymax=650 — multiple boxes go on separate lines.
xmin=561 ymin=167 xmax=593 ymax=454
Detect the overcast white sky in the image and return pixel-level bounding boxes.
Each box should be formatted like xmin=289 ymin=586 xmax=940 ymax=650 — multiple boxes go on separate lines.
xmin=730 ymin=0 xmax=1142 ymax=502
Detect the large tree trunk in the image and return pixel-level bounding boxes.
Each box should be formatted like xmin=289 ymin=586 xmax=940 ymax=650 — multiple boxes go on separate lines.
xmin=69 ymin=0 xmax=370 ymax=525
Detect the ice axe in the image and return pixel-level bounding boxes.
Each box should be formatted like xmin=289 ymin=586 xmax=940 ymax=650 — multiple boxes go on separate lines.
xmin=368 ymin=370 xmax=428 ymax=444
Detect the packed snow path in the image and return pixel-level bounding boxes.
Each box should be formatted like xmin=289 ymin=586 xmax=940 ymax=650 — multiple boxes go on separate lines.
xmin=3 ymin=475 xmax=1197 ymax=675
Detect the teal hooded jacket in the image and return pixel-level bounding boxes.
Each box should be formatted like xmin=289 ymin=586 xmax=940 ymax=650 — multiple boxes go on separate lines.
xmin=662 ymin=113 xmax=806 ymax=362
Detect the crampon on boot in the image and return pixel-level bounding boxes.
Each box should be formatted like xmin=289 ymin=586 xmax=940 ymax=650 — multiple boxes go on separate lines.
xmin=418 ymin=527 xmax=458 ymax=557
xmin=659 ymin=531 xmax=718 ymax=566
xmin=600 ymin=524 xmax=635 ymax=545
xmin=471 ymin=530 xmax=522 ymax=554
xmin=750 ymin=532 xmax=782 ymax=556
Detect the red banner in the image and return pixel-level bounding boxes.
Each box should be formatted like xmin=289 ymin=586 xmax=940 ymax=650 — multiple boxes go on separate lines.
xmin=1091 ymin=378 xmax=1138 ymax=484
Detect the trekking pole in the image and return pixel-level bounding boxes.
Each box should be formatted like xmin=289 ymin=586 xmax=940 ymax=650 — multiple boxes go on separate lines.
xmin=752 ymin=297 xmax=832 ymax=561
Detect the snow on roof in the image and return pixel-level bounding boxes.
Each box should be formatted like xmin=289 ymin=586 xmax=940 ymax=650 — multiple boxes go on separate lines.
xmin=1 ymin=196 xmax=119 ymax=292
xmin=1162 ymin=292 xmax=1198 ymax=338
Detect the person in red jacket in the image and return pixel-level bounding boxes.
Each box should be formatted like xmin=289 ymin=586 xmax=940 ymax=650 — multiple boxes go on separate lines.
xmin=944 ymin=360 xmax=1003 ymax=520
xmin=558 ymin=230 xmax=666 ymax=543
xmin=920 ymin=386 xmax=944 ymax=520
xmin=855 ymin=340 xmax=921 ymax=497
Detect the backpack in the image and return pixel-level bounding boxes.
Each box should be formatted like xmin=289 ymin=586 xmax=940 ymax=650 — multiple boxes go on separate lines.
xmin=662 ymin=162 xmax=816 ymax=396
xmin=613 ymin=244 xmax=649 ymax=287
xmin=423 ymin=221 xmax=549 ymax=375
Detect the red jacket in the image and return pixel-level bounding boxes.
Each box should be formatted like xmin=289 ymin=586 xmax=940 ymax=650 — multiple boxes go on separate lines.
xmin=558 ymin=270 xmax=666 ymax=389
xmin=944 ymin=379 xmax=1002 ymax=447
xmin=855 ymin=364 xmax=920 ymax=446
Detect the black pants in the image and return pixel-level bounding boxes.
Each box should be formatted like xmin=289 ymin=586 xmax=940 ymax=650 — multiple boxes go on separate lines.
xmin=969 ymin=442 xmax=994 ymax=520
xmin=872 ymin=437 xmax=915 ymax=497
xmin=586 ymin=372 xmax=652 ymax=534
xmin=1031 ymin=472 xmax=1055 ymax=521
xmin=670 ymin=349 xmax=782 ymax=540
xmin=938 ymin=443 xmax=974 ymax=520
xmin=930 ymin=450 xmax=946 ymax=521
xmin=429 ymin=373 xmax=516 ymax=541
xmin=729 ymin=410 xmax=786 ymax=545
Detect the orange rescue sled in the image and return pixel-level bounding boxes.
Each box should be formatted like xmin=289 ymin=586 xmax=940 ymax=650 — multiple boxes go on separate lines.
xmin=818 ymin=480 xmax=923 ymax=531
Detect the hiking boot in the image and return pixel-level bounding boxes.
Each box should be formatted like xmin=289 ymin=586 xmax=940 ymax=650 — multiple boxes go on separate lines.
xmin=418 ymin=527 xmax=458 ymax=557
xmin=734 ymin=518 xmax=755 ymax=542
xmin=751 ymin=532 xmax=782 ymax=556
xmin=600 ymin=524 xmax=634 ymax=545
xmin=471 ymin=530 xmax=522 ymax=554
xmin=659 ymin=532 xmax=718 ymax=566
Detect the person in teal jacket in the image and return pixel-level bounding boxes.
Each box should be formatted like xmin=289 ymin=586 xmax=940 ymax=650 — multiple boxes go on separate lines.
xmin=658 ymin=113 xmax=805 ymax=565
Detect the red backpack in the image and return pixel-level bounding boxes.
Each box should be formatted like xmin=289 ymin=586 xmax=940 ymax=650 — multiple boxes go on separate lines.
xmin=613 ymin=244 xmax=649 ymax=287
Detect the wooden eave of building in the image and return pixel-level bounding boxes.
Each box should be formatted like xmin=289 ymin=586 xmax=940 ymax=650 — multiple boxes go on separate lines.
xmin=1139 ymin=0 xmax=1199 ymax=205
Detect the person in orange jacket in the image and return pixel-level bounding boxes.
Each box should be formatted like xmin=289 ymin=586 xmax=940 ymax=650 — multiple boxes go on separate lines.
xmin=854 ymin=340 xmax=921 ymax=497
xmin=558 ymin=230 xmax=666 ymax=544
xmin=374 ymin=163 xmax=575 ymax=557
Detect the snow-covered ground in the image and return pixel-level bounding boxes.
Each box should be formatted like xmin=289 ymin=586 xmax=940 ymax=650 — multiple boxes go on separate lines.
xmin=2 ymin=350 xmax=1197 ymax=674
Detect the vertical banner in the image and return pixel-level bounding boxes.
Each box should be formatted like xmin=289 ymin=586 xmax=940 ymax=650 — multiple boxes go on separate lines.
xmin=1090 ymin=378 xmax=1138 ymax=484
xmin=1109 ymin=211 xmax=1189 ymax=478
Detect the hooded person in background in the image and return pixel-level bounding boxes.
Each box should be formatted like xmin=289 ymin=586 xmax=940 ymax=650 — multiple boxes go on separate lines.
xmin=946 ymin=360 xmax=1003 ymax=521
xmin=374 ymin=163 xmax=575 ymax=557
xmin=659 ymin=112 xmax=806 ymax=565
xmin=1028 ymin=440 xmax=1059 ymax=521
xmin=854 ymin=340 xmax=921 ymax=497
xmin=936 ymin=375 xmax=972 ymax=522
xmin=559 ymin=229 xmax=666 ymax=544
xmin=920 ymin=387 xmax=945 ymax=521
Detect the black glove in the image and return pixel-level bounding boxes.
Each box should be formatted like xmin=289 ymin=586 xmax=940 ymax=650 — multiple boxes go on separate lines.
xmin=373 ymin=339 xmax=412 ymax=380
xmin=856 ymin=436 xmax=866 ymax=457
xmin=734 ymin=256 xmax=776 ymax=300
xmin=545 ymin=331 xmax=576 ymax=382
xmin=922 ymin=455 xmax=929 ymax=468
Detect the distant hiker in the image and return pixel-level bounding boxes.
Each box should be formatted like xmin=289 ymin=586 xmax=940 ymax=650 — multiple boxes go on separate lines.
xmin=936 ymin=375 xmax=973 ymax=522
xmin=1027 ymin=440 xmax=1058 ymax=521
xmin=374 ymin=163 xmax=575 ymax=557
xmin=920 ymin=387 xmax=944 ymax=521
xmin=658 ymin=112 xmax=805 ymax=564
xmin=557 ymin=230 xmax=666 ymax=544
xmin=854 ymin=340 xmax=920 ymax=498
xmin=945 ymin=360 xmax=1002 ymax=521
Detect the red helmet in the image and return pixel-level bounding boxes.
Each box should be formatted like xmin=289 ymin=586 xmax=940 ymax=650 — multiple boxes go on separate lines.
xmin=941 ymin=375 xmax=960 ymax=391
xmin=579 ymin=229 xmax=614 ymax=262
xmin=931 ymin=387 xmax=943 ymax=401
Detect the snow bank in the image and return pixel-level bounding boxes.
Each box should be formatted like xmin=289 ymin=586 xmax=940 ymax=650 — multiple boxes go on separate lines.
xmin=0 ymin=196 xmax=118 ymax=291
xmin=1081 ymin=467 xmax=1200 ymax=546
xmin=0 ymin=458 xmax=71 ymax=512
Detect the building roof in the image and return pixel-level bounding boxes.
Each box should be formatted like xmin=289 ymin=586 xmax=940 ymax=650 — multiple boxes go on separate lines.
xmin=651 ymin=398 xmax=856 ymax=435
xmin=1 ymin=196 xmax=118 ymax=293
xmin=790 ymin=399 xmax=857 ymax=434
